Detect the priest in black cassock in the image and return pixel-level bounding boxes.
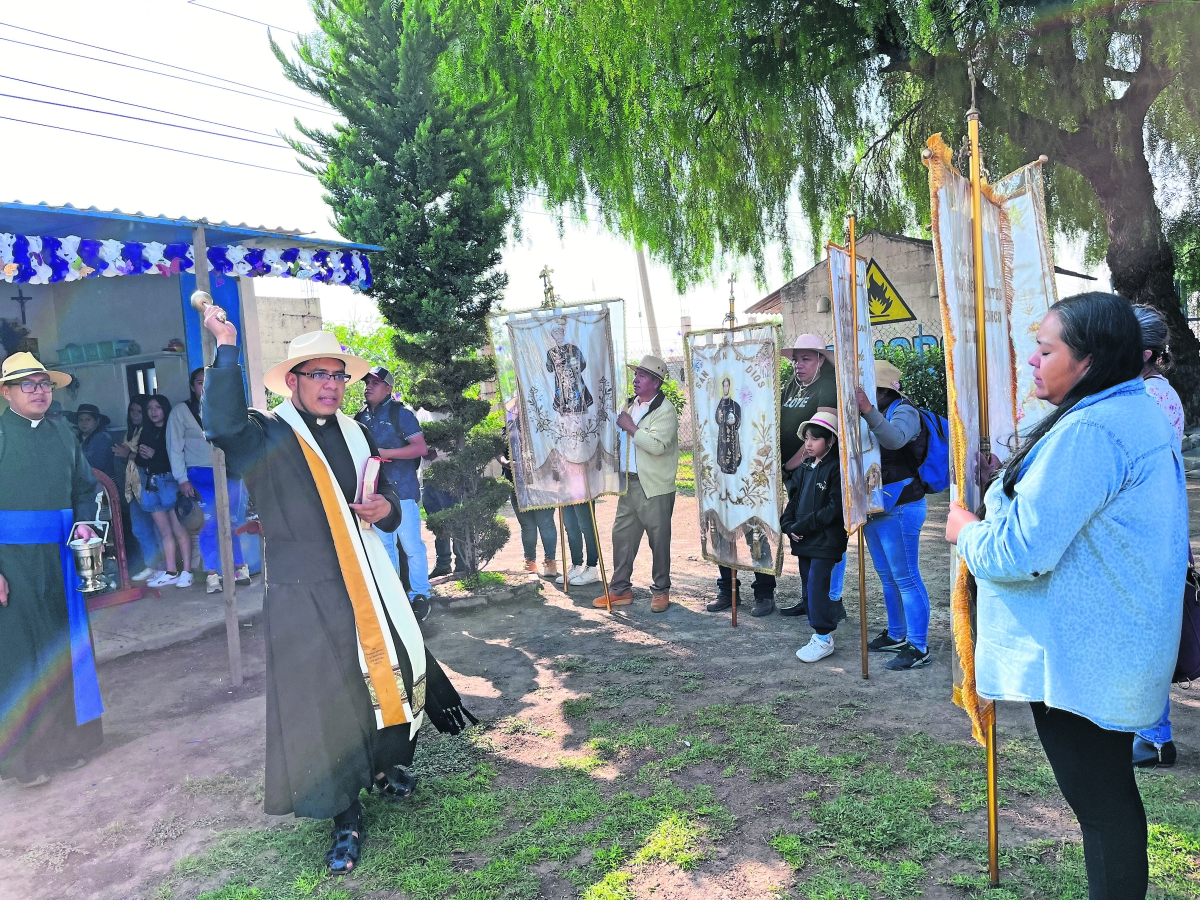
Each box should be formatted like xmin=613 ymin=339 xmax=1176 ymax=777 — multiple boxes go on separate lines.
xmin=0 ymin=352 xmax=105 ymax=788
xmin=198 ymin=312 xmax=476 ymax=875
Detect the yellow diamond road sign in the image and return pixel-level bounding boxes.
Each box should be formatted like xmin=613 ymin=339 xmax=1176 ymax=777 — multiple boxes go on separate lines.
xmin=866 ymin=258 xmax=916 ymax=325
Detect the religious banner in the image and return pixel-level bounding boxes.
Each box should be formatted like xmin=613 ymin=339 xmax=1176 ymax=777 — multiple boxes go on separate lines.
xmin=828 ymin=243 xmax=884 ymax=533
xmin=925 ymin=134 xmax=1058 ymax=743
xmin=686 ymin=324 xmax=785 ymax=575
xmin=489 ymin=299 xmax=626 ymax=510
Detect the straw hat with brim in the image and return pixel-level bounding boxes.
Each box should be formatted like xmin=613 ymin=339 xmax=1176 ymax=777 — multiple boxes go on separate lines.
xmin=0 ymin=351 xmax=72 ymax=389
xmin=782 ymin=334 xmax=833 ymax=363
xmin=627 ymin=354 xmax=669 ymax=382
xmin=874 ymin=360 xmax=906 ymax=398
xmin=263 ymin=331 xmax=371 ymax=398
xmin=797 ymin=407 xmax=840 ymax=441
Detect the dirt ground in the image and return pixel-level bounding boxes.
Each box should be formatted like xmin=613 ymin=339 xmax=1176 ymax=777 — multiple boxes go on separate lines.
xmin=1 ymin=487 xmax=1197 ymax=900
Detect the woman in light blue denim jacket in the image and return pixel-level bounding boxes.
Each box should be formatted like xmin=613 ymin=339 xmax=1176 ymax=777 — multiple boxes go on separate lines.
xmin=947 ymin=293 xmax=1187 ymax=900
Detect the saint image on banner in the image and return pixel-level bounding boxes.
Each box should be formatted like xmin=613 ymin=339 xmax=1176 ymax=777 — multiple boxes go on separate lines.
xmin=489 ymin=299 xmax=626 ymax=510
xmin=715 ymin=376 xmax=742 ymax=474
xmin=686 ymin=324 xmax=785 ymax=575
xmin=547 ymin=318 xmax=594 ymax=414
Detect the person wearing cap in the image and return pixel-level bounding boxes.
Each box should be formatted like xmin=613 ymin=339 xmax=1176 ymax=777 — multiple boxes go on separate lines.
xmin=856 ymin=359 xmax=933 ymax=671
xmin=198 ymin=319 xmax=477 ymax=875
xmin=780 ymin=408 xmax=848 ymax=662
xmin=0 ymin=353 xmax=104 ymax=787
xmin=710 ymin=334 xmax=843 ymax=618
xmin=596 ymin=354 xmax=680 ymax=613
xmin=355 ymin=365 xmax=433 ymax=620
xmin=169 ymin=367 xmax=251 ymax=593
xmin=72 ymin=403 xmax=115 ymax=478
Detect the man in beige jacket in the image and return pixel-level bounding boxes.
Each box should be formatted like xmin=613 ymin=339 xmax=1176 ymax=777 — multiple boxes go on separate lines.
xmin=595 ymin=355 xmax=679 ymax=613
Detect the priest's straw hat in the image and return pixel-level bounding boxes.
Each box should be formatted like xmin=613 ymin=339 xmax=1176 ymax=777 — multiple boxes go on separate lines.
xmin=263 ymin=331 xmax=370 ymax=398
xmin=0 ymin=351 xmax=72 ymax=389
xmin=797 ymin=406 xmax=840 ymax=441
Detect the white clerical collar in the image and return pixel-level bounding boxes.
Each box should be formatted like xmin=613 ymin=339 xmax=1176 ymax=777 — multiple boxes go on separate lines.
xmin=10 ymin=410 xmax=43 ymax=427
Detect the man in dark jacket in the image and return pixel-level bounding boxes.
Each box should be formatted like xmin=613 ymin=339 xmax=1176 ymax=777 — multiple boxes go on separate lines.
xmin=199 ymin=312 xmax=475 ymax=875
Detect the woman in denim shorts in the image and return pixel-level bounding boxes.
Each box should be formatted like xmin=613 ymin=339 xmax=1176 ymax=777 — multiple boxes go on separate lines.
xmin=137 ymin=395 xmax=193 ymax=587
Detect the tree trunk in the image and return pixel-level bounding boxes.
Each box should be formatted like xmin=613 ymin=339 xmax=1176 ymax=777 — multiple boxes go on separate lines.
xmin=1061 ymin=115 xmax=1200 ymax=421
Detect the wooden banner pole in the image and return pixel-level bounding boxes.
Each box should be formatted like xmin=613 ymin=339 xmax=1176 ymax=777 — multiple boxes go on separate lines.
xmin=968 ymin=88 xmax=1000 ymax=888
xmin=584 ymin=480 xmax=612 ymax=612
xmin=848 ymin=213 xmax=869 ymax=680
xmin=193 ymin=226 xmax=242 ymax=689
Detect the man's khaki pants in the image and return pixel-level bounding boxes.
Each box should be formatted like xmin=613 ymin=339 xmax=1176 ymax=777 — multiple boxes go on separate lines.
xmin=608 ymin=474 xmax=676 ymax=596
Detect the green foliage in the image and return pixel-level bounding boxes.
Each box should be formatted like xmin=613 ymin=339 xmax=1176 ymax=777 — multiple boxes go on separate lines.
xmin=874 ymin=344 xmax=947 ymax=419
xmin=276 ymin=0 xmax=513 ymax=574
xmin=323 ymin=322 xmax=408 ymax=416
xmin=660 ymin=377 xmax=687 ymax=415
xmin=445 ymin=0 xmax=1200 ymax=381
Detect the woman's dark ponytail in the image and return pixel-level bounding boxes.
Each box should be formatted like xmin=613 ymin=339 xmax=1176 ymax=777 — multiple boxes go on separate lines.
xmin=1001 ymin=293 xmax=1143 ymax=497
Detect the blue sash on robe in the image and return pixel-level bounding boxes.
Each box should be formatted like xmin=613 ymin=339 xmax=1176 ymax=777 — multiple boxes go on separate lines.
xmin=0 ymin=509 xmax=104 ymax=725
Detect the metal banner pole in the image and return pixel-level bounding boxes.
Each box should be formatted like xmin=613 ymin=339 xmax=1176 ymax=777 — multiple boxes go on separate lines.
xmin=848 ymin=213 xmax=869 ymax=680
xmin=968 ymin=87 xmax=1000 ymax=888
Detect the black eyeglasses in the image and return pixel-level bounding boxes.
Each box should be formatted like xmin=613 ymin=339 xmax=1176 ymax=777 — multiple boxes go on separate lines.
xmin=295 ymin=371 xmax=352 ymax=384
xmin=18 ymin=380 xmax=53 ymax=393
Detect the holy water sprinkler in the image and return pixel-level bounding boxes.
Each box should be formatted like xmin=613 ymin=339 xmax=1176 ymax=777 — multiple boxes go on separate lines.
xmin=191 ymin=290 xmax=227 ymax=323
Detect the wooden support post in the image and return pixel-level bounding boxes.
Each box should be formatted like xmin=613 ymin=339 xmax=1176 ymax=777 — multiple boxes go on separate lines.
xmin=193 ymin=226 xmax=242 ymax=688
xmin=586 ymin=491 xmax=611 ymax=612
xmin=731 ymin=574 xmax=738 ymax=627
xmin=847 ymin=213 xmax=868 ymax=680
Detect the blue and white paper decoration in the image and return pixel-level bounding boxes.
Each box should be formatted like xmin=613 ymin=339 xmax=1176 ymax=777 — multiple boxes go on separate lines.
xmin=0 ymin=233 xmax=372 ymax=290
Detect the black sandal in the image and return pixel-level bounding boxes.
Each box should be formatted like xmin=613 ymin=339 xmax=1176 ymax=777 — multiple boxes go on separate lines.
xmin=374 ymin=766 xmax=418 ymax=800
xmin=326 ymin=820 xmax=364 ymax=875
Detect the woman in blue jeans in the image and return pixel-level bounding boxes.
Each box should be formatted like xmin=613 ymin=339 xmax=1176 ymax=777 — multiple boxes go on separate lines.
xmin=856 ymin=359 xmax=931 ymax=671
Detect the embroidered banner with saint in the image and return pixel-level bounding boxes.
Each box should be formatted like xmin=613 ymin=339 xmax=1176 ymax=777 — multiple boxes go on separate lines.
xmin=925 ymin=134 xmax=1058 ymax=744
xmin=686 ymin=324 xmax=785 ymax=575
xmin=489 ymin=300 xmax=626 ymax=510
xmin=828 ymin=243 xmax=884 ymax=533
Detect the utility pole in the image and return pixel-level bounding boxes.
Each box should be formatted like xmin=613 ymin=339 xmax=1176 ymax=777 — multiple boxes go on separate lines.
xmin=635 ymin=244 xmax=662 ymax=358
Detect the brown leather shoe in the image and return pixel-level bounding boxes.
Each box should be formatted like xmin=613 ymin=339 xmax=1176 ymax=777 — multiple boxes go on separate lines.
xmin=650 ymin=592 xmax=670 ymax=613
xmin=593 ymin=591 xmax=632 ymax=608
xmin=523 ymin=559 xmax=537 ymax=573
xmin=543 ymin=558 xmax=558 ymax=578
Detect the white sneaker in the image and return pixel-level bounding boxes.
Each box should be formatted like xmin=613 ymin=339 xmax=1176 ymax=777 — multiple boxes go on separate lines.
xmin=176 ymin=571 xmax=194 ymax=588
xmin=796 ymin=633 xmax=835 ymax=663
xmin=148 ymin=571 xmax=179 ymax=587
xmin=234 ymin=564 xmax=252 ymax=585
xmin=571 ymin=565 xmax=601 ymax=585
xmin=205 ymin=572 xmax=221 ymax=593
xmin=557 ymin=565 xmax=583 ymax=585
xmin=131 ymin=566 xmax=154 ymax=582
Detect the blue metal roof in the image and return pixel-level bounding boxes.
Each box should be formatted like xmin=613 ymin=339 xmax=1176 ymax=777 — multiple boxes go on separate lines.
xmin=0 ymin=201 xmax=384 ymax=252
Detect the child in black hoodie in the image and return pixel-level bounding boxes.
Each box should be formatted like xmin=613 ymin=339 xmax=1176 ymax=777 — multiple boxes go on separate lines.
xmin=780 ymin=408 xmax=849 ymax=663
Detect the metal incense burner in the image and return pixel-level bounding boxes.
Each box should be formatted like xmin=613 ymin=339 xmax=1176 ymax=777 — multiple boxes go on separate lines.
xmin=69 ymin=492 xmax=110 ymax=594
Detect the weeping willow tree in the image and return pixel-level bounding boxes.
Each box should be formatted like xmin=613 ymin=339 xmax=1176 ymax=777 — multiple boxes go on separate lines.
xmin=444 ymin=0 xmax=1200 ymax=410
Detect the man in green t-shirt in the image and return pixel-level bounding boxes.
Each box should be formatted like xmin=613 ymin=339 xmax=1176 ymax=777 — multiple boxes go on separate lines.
xmin=709 ymin=334 xmax=843 ymax=617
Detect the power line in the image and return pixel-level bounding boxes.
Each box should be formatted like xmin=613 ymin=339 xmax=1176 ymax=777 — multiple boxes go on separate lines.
xmin=0 ymin=91 xmax=291 ymax=149
xmin=0 ymin=115 xmax=314 ymax=178
xmin=0 ymin=19 xmax=320 ymax=108
xmin=0 ymin=73 xmax=283 ymax=139
xmin=186 ymin=0 xmax=300 ymax=35
xmin=0 ymin=28 xmax=329 ymax=114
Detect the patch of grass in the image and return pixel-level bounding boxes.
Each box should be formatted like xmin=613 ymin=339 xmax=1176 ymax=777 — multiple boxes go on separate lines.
xmin=771 ymin=831 xmax=809 ymax=870
xmin=182 ymin=773 xmax=254 ymax=799
xmin=456 ymin=570 xmax=506 ymax=591
xmin=19 ymin=841 xmax=82 ymax=873
xmin=497 ymin=716 xmax=554 ymax=737
xmin=631 ymin=812 xmax=705 ymax=869
xmin=563 ymin=695 xmax=602 ymax=718
xmin=96 ymin=821 xmax=133 ymax=849
xmin=675 ymin=452 xmax=694 ymax=495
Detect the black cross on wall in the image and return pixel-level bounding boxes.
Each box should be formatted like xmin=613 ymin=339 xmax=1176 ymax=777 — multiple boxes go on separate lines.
xmin=11 ymin=288 xmax=32 ymax=325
